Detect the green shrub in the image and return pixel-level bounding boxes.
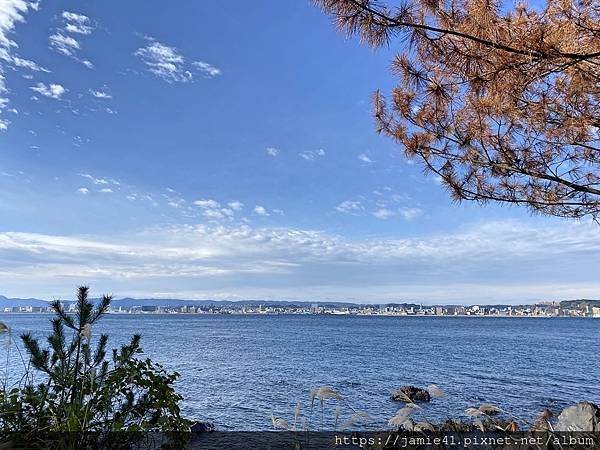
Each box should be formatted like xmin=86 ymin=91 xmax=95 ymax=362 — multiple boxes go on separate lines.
xmin=0 ymin=286 xmax=190 ymax=442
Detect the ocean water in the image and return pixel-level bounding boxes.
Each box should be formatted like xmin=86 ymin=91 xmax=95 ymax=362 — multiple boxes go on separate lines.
xmin=0 ymin=314 xmax=598 ymax=430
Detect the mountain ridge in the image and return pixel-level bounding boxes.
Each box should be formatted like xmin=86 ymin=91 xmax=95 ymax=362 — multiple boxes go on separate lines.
xmin=2 ymin=295 xmax=600 ymax=309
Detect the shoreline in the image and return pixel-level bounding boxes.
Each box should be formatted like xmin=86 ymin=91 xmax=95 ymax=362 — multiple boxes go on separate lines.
xmin=1 ymin=312 xmax=599 ymax=318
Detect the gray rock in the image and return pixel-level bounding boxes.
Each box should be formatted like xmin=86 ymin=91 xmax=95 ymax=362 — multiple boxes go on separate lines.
xmin=190 ymin=421 xmax=216 ymax=432
xmin=391 ymin=385 xmax=431 ymax=402
xmin=556 ymin=401 xmax=600 ymax=431
xmin=478 ymin=403 xmax=501 ymax=416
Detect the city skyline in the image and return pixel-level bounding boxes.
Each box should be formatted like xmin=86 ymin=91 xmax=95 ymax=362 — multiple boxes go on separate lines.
xmin=1 ymin=1 xmax=600 ymax=303
xmin=3 ymin=294 xmax=600 ymax=318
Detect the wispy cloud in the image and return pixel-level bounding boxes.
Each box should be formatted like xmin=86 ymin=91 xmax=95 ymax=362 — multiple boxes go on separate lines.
xmin=335 ymin=200 xmax=364 ymax=214
xmin=30 ymin=82 xmax=66 ymax=99
xmin=358 ymin=153 xmax=373 ymax=163
xmin=49 ymin=33 xmax=80 ymax=56
xmin=49 ymin=11 xmax=95 ymax=68
xmin=194 ymin=199 xmax=220 ymax=209
xmin=299 ymin=148 xmax=325 ymax=161
xmin=89 ymin=89 xmax=111 ymax=99
xmin=228 ymin=201 xmax=244 ymax=211
xmin=193 ymin=199 xmax=238 ymax=221
xmin=193 ymin=61 xmax=222 ymax=78
xmin=266 ymin=147 xmax=280 ymax=157
xmin=8 ymin=55 xmax=47 ymax=72
xmin=0 ymin=0 xmax=43 ymax=128
xmin=253 ymin=205 xmax=269 ymax=216
xmin=336 ymin=187 xmax=420 ymax=221
xmin=61 ymin=11 xmax=94 ymax=35
xmin=79 ymin=173 xmax=120 ymax=187
xmin=1 ymin=221 xmax=600 ymax=303
xmin=135 ymin=37 xmax=221 ymax=83
xmin=398 ymin=207 xmax=423 ymax=220
xmin=135 ymin=37 xmax=190 ymax=83
xmin=373 ymin=208 xmax=394 ymax=219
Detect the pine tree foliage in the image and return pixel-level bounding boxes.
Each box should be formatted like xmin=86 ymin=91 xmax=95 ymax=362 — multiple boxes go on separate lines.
xmin=0 ymin=286 xmax=190 ymax=441
xmin=316 ymin=0 xmax=600 ymax=219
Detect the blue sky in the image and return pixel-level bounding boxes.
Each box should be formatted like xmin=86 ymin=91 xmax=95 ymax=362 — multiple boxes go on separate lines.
xmin=0 ymin=0 xmax=599 ymax=303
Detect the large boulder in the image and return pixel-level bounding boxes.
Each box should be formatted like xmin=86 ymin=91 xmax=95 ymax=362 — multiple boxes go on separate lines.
xmin=190 ymin=421 xmax=216 ymax=433
xmin=391 ymin=386 xmax=431 ymax=402
xmin=556 ymin=401 xmax=600 ymax=432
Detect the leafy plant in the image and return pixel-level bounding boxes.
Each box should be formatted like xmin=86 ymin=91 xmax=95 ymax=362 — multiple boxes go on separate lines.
xmin=0 ymin=286 xmax=190 ymax=445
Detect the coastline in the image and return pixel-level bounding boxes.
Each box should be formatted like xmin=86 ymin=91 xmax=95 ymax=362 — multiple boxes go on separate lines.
xmin=1 ymin=311 xmax=599 ymax=318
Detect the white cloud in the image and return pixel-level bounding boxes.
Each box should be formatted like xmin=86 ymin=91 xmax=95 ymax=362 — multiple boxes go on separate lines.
xmin=79 ymin=173 xmax=119 ymax=186
xmin=61 ymin=11 xmax=93 ymax=35
xmin=202 ymin=209 xmax=223 ymax=220
xmin=194 ymin=199 xmax=220 ymax=209
xmin=49 ymin=11 xmax=94 ymax=67
xmin=299 ymin=149 xmax=326 ymax=161
xmin=90 ymin=89 xmax=111 ymax=99
xmin=373 ymin=208 xmax=394 ymax=219
xmin=10 ymin=55 xmax=47 ymax=72
xmin=76 ymin=187 xmax=89 ymax=195
xmin=336 ymin=200 xmax=364 ymax=214
xmin=0 ymin=1 xmax=34 ymax=49
xmin=253 ymin=205 xmax=269 ymax=216
xmin=1 ymin=221 xmax=600 ymax=303
xmin=398 ymin=207 xmax=423 ymax=220
xmin=30 ymin=82 xmax=66 ymax=99
xmin=99 ymin=188 xmax=113 ymax=193
xmin=228 ymin=201 xmax=244 ymax=211
xmin=193 ymin=61 xmax=221 ymax=78
xmin=0 ymin=0 xmax=43 ymax=125
xmin=266 ymin=147 xmax=280 ymax=157
xmin=134 ymin=39 xmax=221 ymax=83
xmin=135 ymin=37 xmax=190 ymax=83
xmin=65 ymin=22 xmax=90 ymax=34
xmin=49 ymin=33 xmax=80 ymax=56
xmin=358 ymin=153 xmax=373 ymax=163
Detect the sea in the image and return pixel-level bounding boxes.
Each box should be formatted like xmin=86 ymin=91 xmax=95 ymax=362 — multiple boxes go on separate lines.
xmin=1 ymin=314 xmax=598 ymax=430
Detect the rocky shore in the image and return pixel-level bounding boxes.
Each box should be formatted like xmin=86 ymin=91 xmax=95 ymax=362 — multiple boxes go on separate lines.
xmin=388 ymin=385 xmax=600 ymax=433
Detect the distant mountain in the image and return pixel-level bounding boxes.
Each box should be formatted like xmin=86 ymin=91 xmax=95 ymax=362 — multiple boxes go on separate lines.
xmin=3 ymin=294 xmax=597 ymax=310
xmin=560 ymin=299 xmax=600 ymax=308
xmin=0 ymin=295 xmax=49 ymax=308
xmin=0 ymin=295 xmax=367 ymax=309
xmin=109 ymin=298 xmax=366 ymax=309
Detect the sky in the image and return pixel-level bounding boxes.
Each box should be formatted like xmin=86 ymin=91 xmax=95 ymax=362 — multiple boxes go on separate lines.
xmin=0 ymin=0 xmax=599 ymax=304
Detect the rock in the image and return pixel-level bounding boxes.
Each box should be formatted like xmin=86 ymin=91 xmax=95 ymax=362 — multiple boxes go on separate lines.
xmin=391 ymin=386 xmax=431 ymax=403
xmin=478 ymin=403 xmax=501 ymax=416
xmin=533 ymin=408 xmax=553 ymax=430
xmin=0 ymin=322 xmax=8 ymax=333
xmin=190 ymin=421 xmax=216 ymax=433
xmin=556 ymin=401 xmax=600 ymax=432
xmin=439 ymin=419 xmax=472 ymax=432
xmin=414 ymin=421 xmax=436 ymax=433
